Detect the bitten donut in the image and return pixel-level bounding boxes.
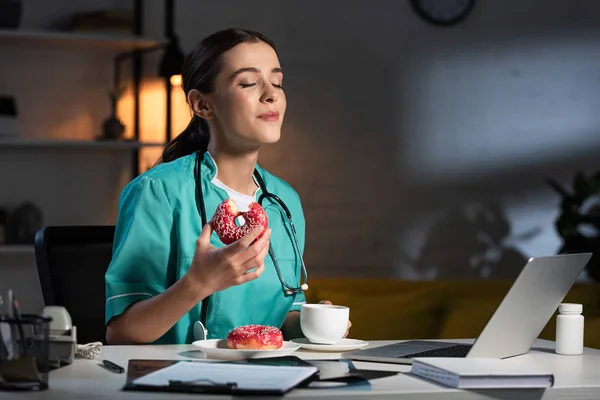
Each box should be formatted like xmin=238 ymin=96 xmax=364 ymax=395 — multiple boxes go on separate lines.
xmin=227 ymin=324 xmax=283 ymax=349
xmin=210 ymin=198 xmax=268 ymax=245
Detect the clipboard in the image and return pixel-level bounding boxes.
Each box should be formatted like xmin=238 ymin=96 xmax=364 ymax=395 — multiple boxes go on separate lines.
xmin=122 ymin=359 xmax=319 ymax=396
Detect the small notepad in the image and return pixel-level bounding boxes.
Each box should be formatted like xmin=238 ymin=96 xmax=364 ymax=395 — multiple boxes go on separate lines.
xmin=132 ymin=361 xmax=318 ymax=393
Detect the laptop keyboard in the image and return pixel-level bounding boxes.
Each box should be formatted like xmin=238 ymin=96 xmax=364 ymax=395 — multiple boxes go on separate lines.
xmin=401 ymin=344 xmax=472 ymax=359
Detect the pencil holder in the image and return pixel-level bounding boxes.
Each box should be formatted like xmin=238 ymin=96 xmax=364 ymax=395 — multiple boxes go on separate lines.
xmin=0 ymin=314 xmax=52 ymax=391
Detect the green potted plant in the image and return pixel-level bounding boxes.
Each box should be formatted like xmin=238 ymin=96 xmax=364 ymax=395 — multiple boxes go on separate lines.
xmin=547 ymin=170 xmax=600 ymax=281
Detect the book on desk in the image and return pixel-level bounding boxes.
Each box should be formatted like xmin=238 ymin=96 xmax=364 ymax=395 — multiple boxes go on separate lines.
xmin=410 ymin=357 xmax=555 ymax=389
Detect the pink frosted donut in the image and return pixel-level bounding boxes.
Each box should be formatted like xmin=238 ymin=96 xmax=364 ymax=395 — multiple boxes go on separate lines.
xmin=210 ymin=199 xmax=268 ymax=245
xmin=227 ymin=324 xmax=283 ymax=349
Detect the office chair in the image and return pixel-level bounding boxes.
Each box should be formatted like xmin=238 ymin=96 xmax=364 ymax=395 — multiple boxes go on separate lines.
xmin=34 ymin=226 xmax=115 ymax=345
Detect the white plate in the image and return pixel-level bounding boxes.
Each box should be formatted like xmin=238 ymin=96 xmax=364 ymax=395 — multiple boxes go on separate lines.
xmin=290 ymin=338 xmax=369 ymax=352
xmin=191 ymin=339 xmax=301 ymax=360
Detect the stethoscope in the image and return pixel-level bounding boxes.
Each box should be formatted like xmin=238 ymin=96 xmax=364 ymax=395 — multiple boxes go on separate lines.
xmin=192 ymin=151 xmax=308 ymax=341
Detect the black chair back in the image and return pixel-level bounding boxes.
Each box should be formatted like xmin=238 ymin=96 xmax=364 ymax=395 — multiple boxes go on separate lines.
xmin=34 ymin=226 xmax=115 ymax=344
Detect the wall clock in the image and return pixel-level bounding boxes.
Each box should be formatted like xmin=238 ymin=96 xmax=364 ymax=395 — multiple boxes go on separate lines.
xmin=410 ymin=0 xmax=475 ymax=26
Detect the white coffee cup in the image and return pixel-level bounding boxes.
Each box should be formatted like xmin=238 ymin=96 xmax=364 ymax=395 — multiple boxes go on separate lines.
xmin=300 ymin=304 xmax=349 ymax=344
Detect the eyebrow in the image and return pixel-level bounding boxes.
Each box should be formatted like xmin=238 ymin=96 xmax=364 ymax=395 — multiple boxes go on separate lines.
xmin=229 ymin=67 xmax=283 ymax=79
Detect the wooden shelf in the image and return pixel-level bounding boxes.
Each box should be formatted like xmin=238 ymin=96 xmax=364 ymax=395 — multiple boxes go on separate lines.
xmin=0 ymin=138 xmax=166 ymax=150
xmin=0 ymin=245 xmax=34 ymax=256
xmin=0 ymin=29 xmax=165 ymax=51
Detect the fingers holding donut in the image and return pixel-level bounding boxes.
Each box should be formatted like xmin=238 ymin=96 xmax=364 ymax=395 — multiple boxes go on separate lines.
xmin=221 ymin=225 xmax=268 ymax=257
xmin=236 ymin=263 xmax=265 ymax=285
xmin=239 ymin=229 xmax=270 ymax=266
xmin=186 ymin=226 xmax=270 ymax=295
xmin=217 ymin=227 xmax=269 ymax=283
xmin=184 ymin=199 xmax=271 ymax=295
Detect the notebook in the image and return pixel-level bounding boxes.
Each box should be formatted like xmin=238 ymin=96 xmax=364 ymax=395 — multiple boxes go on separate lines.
xmin=126 ymin=359 xmax=318 ymax=395
xmin=410 ymin=357 xmax=554 ymax=389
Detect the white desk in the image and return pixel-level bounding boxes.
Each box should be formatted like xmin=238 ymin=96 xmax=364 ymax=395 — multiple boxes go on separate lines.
xmin=3 ymin=339 xmax=600 ymax=400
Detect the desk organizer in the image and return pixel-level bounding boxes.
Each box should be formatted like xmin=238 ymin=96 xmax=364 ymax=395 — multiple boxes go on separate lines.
xmin=0 ymin=314 xmax=52 ymax=390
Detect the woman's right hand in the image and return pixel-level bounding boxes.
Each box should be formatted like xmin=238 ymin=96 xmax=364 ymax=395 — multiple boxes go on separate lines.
xmin=186 ymin=223 xmax=272 ymax=295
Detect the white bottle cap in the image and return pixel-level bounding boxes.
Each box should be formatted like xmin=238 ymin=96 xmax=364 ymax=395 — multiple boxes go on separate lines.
xmin=559 ymin=303 xmax=582 ymax=313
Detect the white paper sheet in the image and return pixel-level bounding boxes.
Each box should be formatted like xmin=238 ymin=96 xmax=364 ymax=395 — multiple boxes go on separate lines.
xmin=132 ymin=361 xmax=318 ymax=392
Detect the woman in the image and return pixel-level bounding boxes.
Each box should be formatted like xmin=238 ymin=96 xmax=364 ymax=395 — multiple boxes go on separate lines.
xmin=105 ymin=28 xmax=349 ymax=344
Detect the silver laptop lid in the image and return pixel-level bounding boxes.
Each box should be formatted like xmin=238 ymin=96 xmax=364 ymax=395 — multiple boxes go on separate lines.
xmin=468 ymin=253 xmax=592 ymax=359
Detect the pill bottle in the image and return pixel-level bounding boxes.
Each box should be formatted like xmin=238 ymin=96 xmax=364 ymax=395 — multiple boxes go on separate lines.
xmin=555 ymin=303 xmax=584 ymax=355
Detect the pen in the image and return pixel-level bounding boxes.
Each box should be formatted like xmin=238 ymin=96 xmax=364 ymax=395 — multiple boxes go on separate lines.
xmin=11 ymin=292 xmax=27 ymax=356
xmin=0 ymin=294 xmax=8 ymax=357
xmin=102 ymin=359 xmax=125 ymax=374
xmin=7 ymin=290 xmax=13 ymax=318
xmin=6 ymin=289 xmax=27 ymax=357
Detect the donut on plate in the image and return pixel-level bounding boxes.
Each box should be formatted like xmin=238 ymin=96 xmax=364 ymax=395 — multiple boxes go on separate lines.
xmin=227 ymin=324 xmax=283 ymax=349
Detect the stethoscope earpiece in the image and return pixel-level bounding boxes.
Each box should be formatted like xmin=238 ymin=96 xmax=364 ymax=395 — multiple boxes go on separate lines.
xmin=301 ymin=284 xmax=308 ymax=291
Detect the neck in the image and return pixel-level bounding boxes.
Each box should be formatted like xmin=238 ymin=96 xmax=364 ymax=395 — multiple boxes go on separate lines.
xmin=208 ymin=144 xmax=259 ymax=195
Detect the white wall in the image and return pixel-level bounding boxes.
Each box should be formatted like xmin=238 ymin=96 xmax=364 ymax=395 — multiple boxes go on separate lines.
xmin=2 ymin=0 xmax=600 ymax=312
xmin=0 ymin=252 xmax=43 ymax=313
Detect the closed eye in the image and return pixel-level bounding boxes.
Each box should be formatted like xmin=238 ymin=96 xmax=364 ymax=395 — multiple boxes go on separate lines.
xmin=239 ymin=83 xmax=256 ymax=88
xmin=272 ymin=83 xmax=283 ymax=89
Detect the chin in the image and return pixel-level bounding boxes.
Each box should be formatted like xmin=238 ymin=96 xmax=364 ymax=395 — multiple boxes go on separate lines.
xmin=235 ymin=122 xmax=282 ymax=146
xmin=254 ymin=128 xmax=282 ymax=144
xmin=262 ymin=132 xmax=281 ymax=144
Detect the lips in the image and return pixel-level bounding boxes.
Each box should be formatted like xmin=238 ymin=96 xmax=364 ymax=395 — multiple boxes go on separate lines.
xmin=258 ymin=111 xmax=279 ymax=122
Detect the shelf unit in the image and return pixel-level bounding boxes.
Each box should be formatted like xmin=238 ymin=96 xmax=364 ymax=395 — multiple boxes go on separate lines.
xmin=0 ymin=29 xmax=165 ymax=50
xmin=0 ymin=0 xmax=167 ymax=176
xmin=0 ymin=1 xmax=170 ymax=246
xmin=0 ymin=245 xmax=35 ymax=256
xmin=0 ymin=138 xmax=165 ymax=150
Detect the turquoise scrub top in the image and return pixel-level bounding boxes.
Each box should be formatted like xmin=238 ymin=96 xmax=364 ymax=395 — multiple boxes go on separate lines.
xmin=105 ymin=150 xmax=307 ymax=344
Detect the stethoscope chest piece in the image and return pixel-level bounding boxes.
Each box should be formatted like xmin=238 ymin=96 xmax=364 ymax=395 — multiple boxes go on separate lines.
xmin=193 ymin=320 xmax=208 ymax=341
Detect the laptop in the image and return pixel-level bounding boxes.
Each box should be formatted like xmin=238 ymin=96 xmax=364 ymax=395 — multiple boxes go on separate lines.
xmin=344 ymin=253 xmax=592 ymax=364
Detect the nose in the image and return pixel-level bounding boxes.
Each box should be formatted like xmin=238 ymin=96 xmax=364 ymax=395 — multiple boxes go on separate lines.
xmin=261 ymin=83 xmax=279 ymax=104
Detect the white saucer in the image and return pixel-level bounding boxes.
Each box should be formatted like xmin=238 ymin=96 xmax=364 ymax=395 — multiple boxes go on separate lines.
xmin=191 ymin=339 xmax=301 ymax=360
xmin=291 ymin=338 xmax=369 ymax=352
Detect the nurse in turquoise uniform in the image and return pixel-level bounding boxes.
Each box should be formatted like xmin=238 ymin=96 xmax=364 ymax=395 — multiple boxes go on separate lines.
xmin=104 ymin=28 xmax=350 ymax=344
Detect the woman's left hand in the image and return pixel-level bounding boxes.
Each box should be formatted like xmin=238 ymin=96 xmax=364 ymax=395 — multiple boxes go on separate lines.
xmin=319 ymin=300 xmax=352 ymax=338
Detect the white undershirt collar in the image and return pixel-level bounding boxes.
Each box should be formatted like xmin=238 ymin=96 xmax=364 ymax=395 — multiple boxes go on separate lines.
xmin=207 ymin=151 xmax=258 ymax=212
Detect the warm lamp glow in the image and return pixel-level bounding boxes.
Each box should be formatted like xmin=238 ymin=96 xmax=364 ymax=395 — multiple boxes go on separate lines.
xmin=117 ymin=77 xmax=190 ymax=172
xmin=170 ymin=74 xmax=182 ymax=86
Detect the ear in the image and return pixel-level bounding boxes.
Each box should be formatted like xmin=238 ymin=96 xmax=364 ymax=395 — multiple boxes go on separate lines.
xmin=187 ymin=89 xmax=214 ymax=120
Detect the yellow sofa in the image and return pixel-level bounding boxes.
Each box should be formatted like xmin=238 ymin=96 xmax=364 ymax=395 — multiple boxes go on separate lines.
xmin=305 ymin=278 xmax=600 ymax=350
